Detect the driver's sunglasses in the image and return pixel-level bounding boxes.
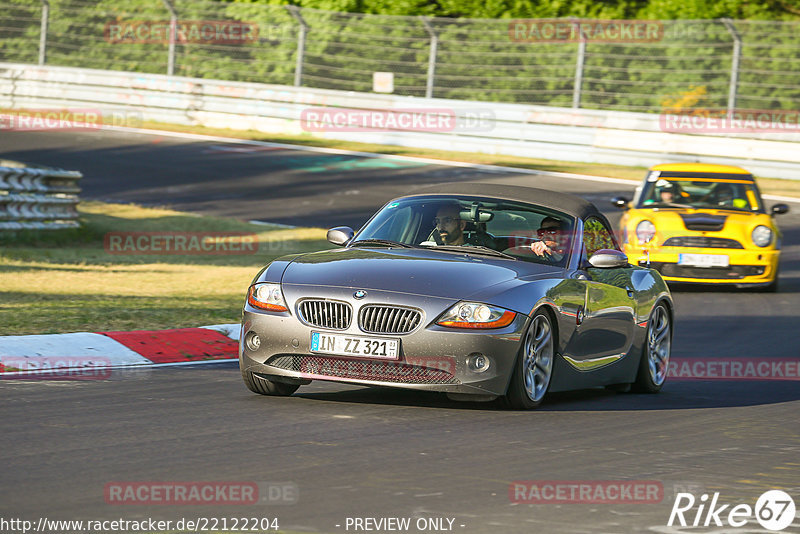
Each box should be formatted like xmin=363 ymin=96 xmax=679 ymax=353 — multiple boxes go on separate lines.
xmin=537 ymin=227 xmax=559 ymax=237
xmin=433 ymin=216 xmax=458 ymax=226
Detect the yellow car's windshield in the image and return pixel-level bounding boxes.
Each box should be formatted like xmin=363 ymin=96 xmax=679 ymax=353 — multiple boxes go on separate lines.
xmin=637 ymin=177 xmax=764 ymax=212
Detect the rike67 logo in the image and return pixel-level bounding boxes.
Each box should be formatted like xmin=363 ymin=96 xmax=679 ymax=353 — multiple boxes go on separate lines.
xmin=668 ymin=490 xmax=796 ymax=531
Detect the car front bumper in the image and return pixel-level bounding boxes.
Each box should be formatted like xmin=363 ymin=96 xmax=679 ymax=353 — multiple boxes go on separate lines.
xmin=239 ymin=293 xmax=530 ymax=398
xmin=623 ymin=246 xmax=779 ymax=286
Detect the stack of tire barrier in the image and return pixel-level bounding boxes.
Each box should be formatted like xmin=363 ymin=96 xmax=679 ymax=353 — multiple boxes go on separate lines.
xmin=0 ymin=163 xmax=82 ymax=230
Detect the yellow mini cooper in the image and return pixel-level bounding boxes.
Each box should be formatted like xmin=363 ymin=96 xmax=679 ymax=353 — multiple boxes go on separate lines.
xmin=613 ymin=163 xmax=789 ymax=291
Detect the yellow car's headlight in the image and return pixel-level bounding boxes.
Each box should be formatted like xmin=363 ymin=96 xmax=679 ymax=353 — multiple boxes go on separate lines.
xmin=751 ymin=225 xmax=772 ymax=247
xmin=636 ymin=220 xmax=656 ymax=245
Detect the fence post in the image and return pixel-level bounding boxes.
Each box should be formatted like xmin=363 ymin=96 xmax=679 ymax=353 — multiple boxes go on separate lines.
xmin=161 ymin=0 xmax=178 ymax=76
xmin=38 ymin=0 xmax=49 ymax=66
xmin=286 ymin=6 xmax=308 ymax=87
xmin=421 ymin=17 xmax=438 ymax=99
xmin=721 ymin=18 xmax=741 ymax=119
xmin=572 ymin=39 xmax=586 ymax=109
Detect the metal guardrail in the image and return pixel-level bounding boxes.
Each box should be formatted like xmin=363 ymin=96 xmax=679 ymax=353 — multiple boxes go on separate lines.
xmin=0 ymin=162 xmax=82 ymax=230
xmin=1 ymin=63 xmax=800 ymax=180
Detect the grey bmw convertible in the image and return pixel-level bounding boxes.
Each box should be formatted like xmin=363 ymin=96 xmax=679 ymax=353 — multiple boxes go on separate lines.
xmin=239 ymin=183 xmax=673 ymax=409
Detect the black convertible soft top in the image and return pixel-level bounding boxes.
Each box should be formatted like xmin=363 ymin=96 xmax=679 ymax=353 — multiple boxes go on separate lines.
xmin=405 ymin=182 xmax=604 ymax=221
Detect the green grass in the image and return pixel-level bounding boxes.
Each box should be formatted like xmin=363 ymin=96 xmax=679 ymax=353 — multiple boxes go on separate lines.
xmin=0 ymin=202 xmax=333 ymax=335
xmin=133 ymin=119 xmax=800 ymax=199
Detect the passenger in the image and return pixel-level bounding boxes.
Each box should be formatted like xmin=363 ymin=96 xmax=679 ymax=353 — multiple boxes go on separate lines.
xmin=530 ymin=217 xmax=567 ymax=262
xmin=644 ymin=180 xmax=680 ymax=205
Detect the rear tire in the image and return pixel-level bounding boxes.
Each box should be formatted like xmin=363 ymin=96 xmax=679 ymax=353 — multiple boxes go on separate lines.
xmin=242 ymin=369 xmax=300 ymax=396
xmin=632 ymin=303 xmax=671 ymax=393
xmin=504 ymin=310 xmax=555 ymax=410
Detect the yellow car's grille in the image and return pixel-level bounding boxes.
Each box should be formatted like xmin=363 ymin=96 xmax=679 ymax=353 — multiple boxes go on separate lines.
xmin=663 ymin=236 xmax=743 ymax=249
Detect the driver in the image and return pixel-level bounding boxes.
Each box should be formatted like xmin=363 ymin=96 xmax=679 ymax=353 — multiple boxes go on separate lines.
xmin=714 ymin=184 xmax=747 ymax=208
xmin=433 ymin=203 xmax=495 ymax=248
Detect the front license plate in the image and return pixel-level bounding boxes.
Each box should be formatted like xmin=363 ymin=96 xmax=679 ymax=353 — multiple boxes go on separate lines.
xmin=310 ymin=332 xmax=399 ymax=359
xmin=678 ymin=253 xmax=729 ymax=268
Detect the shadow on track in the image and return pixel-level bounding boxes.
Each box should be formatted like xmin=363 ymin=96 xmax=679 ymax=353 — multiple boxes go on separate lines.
xmin=290 ymin=378 xmax=800 ymax=412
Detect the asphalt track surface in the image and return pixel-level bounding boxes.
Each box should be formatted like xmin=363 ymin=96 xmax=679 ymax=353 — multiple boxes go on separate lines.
xmin=2 ymin=129 xmax=799 ymax=533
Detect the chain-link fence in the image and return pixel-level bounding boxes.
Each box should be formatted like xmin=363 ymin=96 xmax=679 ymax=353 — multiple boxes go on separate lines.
xmin=2 ymin=0 xmax=799 ymax=113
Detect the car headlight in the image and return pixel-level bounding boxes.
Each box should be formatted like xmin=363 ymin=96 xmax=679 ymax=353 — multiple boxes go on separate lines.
xmin=437 ymin=302 xmax=516 ymax=329
xmin=636 ymin=220 xmax=656 ymax=245
xmin=751 ymin=225 xmax=772 ymax=247
xmin=247 ymin=282 xmax=288 ymax=312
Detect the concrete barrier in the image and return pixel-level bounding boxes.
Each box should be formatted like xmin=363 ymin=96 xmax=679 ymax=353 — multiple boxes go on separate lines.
xmin=2 ymin=62 xmax=799 ymax=179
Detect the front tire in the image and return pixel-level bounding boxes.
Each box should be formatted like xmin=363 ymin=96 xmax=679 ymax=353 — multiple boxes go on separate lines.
xmin=504 ymin=311 xmax=555 ymax=409
xmin=242 ymin=369 xmax=300 ymax=396
xmin=633 ymin=302 xmax=671 ymax=393
xmin=760 ymin=267 xmax=779 ymax=292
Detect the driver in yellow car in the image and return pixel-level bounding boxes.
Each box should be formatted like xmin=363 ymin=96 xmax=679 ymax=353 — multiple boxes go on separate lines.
xmin=714 ymin=184 xmax=749 ymax=209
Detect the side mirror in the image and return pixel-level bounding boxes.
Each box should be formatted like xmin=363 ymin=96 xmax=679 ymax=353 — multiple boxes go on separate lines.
xmin=327 ymin=226 xmax=354 ymax=246
xmin=588 ymin=249 xmax=629 ymax=269
xmin=611 ymin=196 xmax=630 ymax=210
xmin=772 ymin=204 xmax=789 ymax=215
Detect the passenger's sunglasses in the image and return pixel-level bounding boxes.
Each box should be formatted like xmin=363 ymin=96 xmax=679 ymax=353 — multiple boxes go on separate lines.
xmin=537 ymin=227 xmax=559 ymax=237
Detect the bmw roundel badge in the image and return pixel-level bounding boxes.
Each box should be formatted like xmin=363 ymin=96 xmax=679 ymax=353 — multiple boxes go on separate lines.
xmin=354 ymin=290 xmax=367 ymax=299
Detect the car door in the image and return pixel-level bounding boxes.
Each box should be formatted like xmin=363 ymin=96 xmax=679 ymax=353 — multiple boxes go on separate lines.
xmin=569 ymin=217 xmax=637 ymax=366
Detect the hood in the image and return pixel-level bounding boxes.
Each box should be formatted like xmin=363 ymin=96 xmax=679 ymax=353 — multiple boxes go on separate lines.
xmin=678 ymin=212 xmax=728 ymax=231
xmin=280 ymin=247 xmax=562 ymax=299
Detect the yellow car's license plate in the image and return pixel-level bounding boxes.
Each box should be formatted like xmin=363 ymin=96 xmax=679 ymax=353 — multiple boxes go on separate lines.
xmin=678 ymin=253 xmax=729 ymax=268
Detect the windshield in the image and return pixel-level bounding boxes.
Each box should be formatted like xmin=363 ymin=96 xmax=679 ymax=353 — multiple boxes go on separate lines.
xmin=636 ymin=177 xmax=764 ymax=212
xmin=353 ymin=195 xmax=575 ymax=266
